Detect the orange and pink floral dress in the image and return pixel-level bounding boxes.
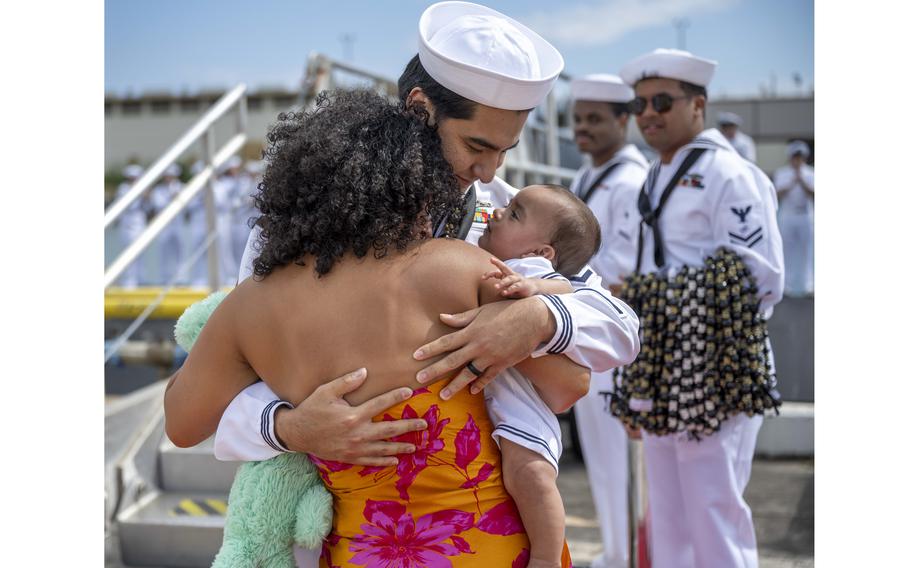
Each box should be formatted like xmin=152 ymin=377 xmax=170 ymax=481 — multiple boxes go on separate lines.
xmin=310 ymin=381 xmax=572 ymax=568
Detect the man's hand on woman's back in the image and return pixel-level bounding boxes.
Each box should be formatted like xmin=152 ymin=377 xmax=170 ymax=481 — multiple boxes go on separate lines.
xmin=411 ymin=298 xmax=556 ymax=399
xmin=274 ymin=368 xmax=428 ymax=466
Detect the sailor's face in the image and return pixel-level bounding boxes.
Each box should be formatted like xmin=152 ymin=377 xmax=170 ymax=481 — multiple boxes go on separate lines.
xmin=573 ymin=100 xmax=626 ymax=157
xmin=634 ymin=78 xmax=703 ymax=157
xmin=436 ymin=103 xmax=529 ymax=190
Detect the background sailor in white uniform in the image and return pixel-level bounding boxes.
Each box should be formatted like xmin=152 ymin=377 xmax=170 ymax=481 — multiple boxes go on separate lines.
xmin=215 ymin=156 xmax=243 ymax=284
xmin=148 ymin=163 xmax=185 ymax=284
xmin=773 ymin=140 xmax=814 ymax=296
xmin=232 ymin=160 xmax=261 ymax=271
xmin=567 ymin=73 xmax=649 ymax=568
xmin=115 ymin=164 xmax=149 ymax=288
xmin=619 ymin=48 xmax=784 ymax=568
xmin=717 ymin=110 xmax=757 ymax=162
xmin=187 ymin=157 xmax=240 ymax=287
xmin=173 ymin=4 xmax=641 ymax=565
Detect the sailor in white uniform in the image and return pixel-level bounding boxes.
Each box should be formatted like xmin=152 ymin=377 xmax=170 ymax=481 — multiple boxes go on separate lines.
xmin=773 ymin=140 xmax=814 ymax=296
xmin=232 ymin=160 xmax=261 ymax=269
xmin=186 ymin=160 xmax=209 ymax=287
xmin=215 ymin=156 xmax=242 ymax=284
xmin=149 ymin=163 xmax=185 ymax=284
xmin=567 ymin=73 xmax=649 ymax=568
xmin=187 ymin=158 xmax=240 ymax=287
xmin=618 ymin=48 xmax=784 ymax=568
xmin=180 ymin=4 xmax=641 ymax=565
xmin=115 ymin=164 xmax=148 ymax=288
xmin=717 ymin=111 xmax=757 ymax=162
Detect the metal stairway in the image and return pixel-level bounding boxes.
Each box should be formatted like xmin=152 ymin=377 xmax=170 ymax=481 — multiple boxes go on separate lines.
xmin=115 ymin=417 xmax=239 ymax=567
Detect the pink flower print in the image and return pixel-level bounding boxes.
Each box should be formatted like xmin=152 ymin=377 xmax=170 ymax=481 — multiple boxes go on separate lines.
xmin=454 ymin=414 xmax=480 ymax=470
xmin=358 ymin=465 xmax=387 ymax=477
xmin=512 ymin=548 xmax=530 ymax=568
xmin=460 ymin=462 xmax=494 ymax=489
xmin=390 ymin=404 xmax=449 ymax=501
xmin=476 ymin=499 xmax=525 ymax=536
xmin=349 ymin=499 xmax=474 ymax=568
xmin=321 ymin=533 xmax=343 ymax=568
xmin=308 ymin=456 xmax=353 ymax=486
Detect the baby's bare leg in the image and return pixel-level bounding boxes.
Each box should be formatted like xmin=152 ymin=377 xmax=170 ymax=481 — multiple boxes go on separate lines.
xmin=500 ymin=438 xmax=565 ymax=568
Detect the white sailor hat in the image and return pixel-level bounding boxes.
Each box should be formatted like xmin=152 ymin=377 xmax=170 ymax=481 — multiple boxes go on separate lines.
xmin=418 ymin=1 xmax=564 ymax=111
xmin=786 ymin=140 xmax=811 ymax=158
xmin=164 ymin=163 xmax=182 ymax=177
xmin=226 ymin=155 xmax=243 ymax=170
xmin=218 ymin=155 xmax=243 ymax=174
xmin=620 ymin=48 xmax=717 ymax=88
xmin=716 ymin=111 xmax=742 ymax=126
xmin=570 ymin=74 xmax=634 ymax=103
xmin=122 ymin=164 xmax=144 ymax=179
xmin=245 ymin=160 xmax=264 ymax=175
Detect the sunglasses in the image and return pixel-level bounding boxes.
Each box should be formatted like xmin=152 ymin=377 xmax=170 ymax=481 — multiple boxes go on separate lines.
xmin=629 ymin=93 xmax=691 ymax=115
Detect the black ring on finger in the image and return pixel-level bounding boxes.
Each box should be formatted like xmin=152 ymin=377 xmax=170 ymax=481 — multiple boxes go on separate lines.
xmin=465 ymin=361 xmax=485 ymax=377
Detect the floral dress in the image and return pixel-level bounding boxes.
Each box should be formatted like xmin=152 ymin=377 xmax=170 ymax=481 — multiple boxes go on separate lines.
xmin=310 ymin=381 xmax=572 ymax=568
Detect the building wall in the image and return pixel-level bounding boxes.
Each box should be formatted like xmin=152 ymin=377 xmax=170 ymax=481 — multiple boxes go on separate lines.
xmin=104 ymin=93 xmax=299 ymax=169
xmin=105 ymin=89 xmax=814 ymax=178
xmin=626 ymin=96 xmax=814 ymax=175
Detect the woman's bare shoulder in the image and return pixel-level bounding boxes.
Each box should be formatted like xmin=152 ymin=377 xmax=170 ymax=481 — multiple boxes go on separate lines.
xmin=406 ymin=239 xmax=501 ymax=305
xmin=410 ymin=238 xmax=495 ymax=275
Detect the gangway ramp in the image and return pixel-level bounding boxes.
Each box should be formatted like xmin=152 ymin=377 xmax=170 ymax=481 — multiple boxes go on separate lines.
xmin=114 ymin=426 xmax=237 ymax=567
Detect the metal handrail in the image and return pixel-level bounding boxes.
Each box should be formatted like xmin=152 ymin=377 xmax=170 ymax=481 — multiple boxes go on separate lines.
xmin=104 ymin=84 xmax=247 ymax=230
xmin=104 ymin=84 xmax=248 ymax=289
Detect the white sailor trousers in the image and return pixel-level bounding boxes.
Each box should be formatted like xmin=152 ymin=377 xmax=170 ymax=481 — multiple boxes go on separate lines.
xmin=574 ymin=369 xmax=629 ymax=568
xmin=779 ymin=209 xmax=813 ymax=296
xmin=643 ymin=413 xmax=762 ymax=568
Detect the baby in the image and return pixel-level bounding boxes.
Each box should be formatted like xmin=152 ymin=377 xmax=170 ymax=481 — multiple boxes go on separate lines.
xmin=477 ymin=183 xmax=602 ymax=568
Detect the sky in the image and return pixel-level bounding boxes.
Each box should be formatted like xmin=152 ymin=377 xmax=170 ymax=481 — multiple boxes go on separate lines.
xmin=105 ymin=0 xmax=813 ymax=99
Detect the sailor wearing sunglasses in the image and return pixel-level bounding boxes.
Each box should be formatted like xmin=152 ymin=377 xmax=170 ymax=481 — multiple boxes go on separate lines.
xmin=616 ymin=48 xmax=785 ymax=568
xmin=566 ymin=73 xmax=648 ymax=568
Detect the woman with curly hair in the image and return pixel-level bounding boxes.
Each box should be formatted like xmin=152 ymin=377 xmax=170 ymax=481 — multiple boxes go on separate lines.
xmin=165 ymin=89 xmax=584 ymax=566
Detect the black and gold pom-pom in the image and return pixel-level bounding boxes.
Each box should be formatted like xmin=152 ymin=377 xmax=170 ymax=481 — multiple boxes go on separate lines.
xmin=608 ymin=247 xmax=781 ymax=437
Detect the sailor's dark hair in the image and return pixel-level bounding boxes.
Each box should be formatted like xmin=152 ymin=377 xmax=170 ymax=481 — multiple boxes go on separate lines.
xmin=398 ymin=55 xmax=478 ymax=121
xmin=609 ymin=102 xmax=630 ymax=117
xmin=537 ymin=184 xmax=602 ymax=277
xmin=678 ymin=80 xmax=708 ymax=101
xmin=251 ymin=89 xmax=462 ymax=278
xmin=633 ymin=76 xmax=709 ymax=101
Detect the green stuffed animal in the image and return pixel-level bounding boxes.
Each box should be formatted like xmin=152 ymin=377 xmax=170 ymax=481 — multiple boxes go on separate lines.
xmin=174 ymin=291 xmax=334 ymax=568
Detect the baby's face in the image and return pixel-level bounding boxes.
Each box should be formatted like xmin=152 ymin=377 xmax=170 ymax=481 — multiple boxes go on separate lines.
xmin=477 ymin=185 xmax=559 ymax=261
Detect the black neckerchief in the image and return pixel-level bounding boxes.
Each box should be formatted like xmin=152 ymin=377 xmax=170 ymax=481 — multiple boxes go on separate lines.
xmin=635 ymin=148 xmax=707 ymax=272
xmin=578 ymin=159 xmax=629 ymax=204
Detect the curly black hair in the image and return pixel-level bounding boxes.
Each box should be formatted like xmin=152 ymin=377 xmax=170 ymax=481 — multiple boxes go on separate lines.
xmin=251 ymin=89 xmax=463 ymax=278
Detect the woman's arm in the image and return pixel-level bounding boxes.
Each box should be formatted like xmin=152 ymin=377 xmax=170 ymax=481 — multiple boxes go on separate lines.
xmin=164 ymin=290 xmax=260 ymax=448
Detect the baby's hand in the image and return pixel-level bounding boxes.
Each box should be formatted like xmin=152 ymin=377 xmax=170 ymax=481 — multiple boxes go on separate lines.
xmin=482 ymin=258 xmax=539 ymax=298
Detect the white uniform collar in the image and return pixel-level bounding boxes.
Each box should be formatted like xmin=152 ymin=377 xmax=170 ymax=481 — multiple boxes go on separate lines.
xmin=658 ymin=127 xmax=735 ymax=167
xmin=587 ymin=143 xmax=649 ymax=173
xmin=686 ymin=127 xmax=736 ymax=154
